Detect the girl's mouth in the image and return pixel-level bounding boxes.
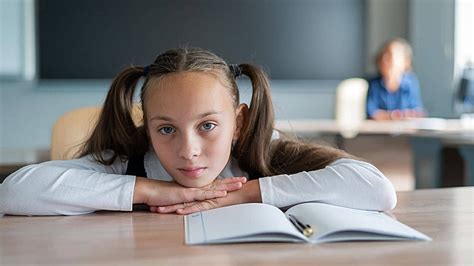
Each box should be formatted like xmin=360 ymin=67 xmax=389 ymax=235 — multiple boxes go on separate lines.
xmin=178 ymin=167 xmax=207 ymax=178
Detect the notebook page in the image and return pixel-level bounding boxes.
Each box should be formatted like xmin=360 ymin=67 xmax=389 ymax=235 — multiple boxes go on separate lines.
xmin=185 ymin=203 xmax=306 ymax=244
xmin=286 ymin=203 xmax=431 ymax=243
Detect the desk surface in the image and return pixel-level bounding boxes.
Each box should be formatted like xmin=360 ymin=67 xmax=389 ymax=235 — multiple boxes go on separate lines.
xmin=1 ymin=187 xmax=473 ymax=265
xmin=275 ymin=118 xmax=474 ymax=136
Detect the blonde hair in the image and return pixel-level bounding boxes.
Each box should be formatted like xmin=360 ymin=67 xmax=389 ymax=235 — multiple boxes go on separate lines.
xmin=375 ymin=38 xmax=413 ymax=72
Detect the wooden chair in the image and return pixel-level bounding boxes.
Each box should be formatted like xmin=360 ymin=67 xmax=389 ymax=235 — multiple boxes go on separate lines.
xmin=50 ymin=105 xmax=143 ymax=160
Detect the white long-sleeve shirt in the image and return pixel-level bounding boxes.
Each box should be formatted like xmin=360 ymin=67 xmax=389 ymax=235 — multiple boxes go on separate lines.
xmin=0 ymin=149 xmax=397 ymax=216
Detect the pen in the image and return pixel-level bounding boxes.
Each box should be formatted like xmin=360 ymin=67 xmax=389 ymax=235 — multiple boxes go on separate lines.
xmin=288 ymin=214 xmax=314 ymax=237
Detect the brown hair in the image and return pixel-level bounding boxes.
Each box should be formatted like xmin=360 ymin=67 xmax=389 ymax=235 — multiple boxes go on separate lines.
xmin=80 ymin=47 xmax=349 ymax=178
xmin=375 ymin=38 xmax=413 ymax=72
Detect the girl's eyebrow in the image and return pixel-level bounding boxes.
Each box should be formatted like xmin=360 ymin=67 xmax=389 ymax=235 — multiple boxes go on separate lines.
xmin=149 ymin=111 xmax=222 ymax=122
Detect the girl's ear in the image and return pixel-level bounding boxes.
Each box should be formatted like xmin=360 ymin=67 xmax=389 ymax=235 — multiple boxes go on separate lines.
xmin=233 ymin=103 xmax=248 ymax=141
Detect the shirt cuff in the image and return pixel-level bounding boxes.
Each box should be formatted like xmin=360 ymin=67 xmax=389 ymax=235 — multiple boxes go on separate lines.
xmin=258 ymin=175 xmax=282 ymax=206
xmin=120 ymin=175 xmax=137 ymax=211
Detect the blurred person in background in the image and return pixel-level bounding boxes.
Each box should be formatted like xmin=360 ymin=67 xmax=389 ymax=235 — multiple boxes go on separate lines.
xmin=367 ymin=38 xmax=425 ymax=120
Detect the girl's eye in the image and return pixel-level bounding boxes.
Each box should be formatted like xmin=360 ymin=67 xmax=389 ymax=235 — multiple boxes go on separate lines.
xmin=158 ymin=126 xmax=175 ymax=135
xmin=200 ymin=122 xmax=216 ymax=132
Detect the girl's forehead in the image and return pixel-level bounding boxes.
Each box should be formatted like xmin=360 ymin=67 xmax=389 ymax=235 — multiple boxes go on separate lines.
xmin=150 ymin=72 xmax=230 ymax=98
xmin=386 ymin=43 xmax=405 ymax=54
xmin=145 ymin=71 xmax=236 ymax=116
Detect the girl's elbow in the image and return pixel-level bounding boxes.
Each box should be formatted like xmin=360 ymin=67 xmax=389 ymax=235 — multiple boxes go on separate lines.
xmin=377 ymin=180 xmax=397 ymax=211
xmin=0 ymin=182 xmax=87 ymax=216
xmin=352 ymin=161 xmax=397 ymax=211
xmin=0 ymin=183 xmax=21 ymax=215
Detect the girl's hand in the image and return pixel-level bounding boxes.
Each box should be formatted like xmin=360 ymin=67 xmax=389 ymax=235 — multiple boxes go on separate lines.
xmin=133 ymin=176 xmax=247 ymax=208
xmin=372 ymin=110 xmax=392 ymax=120
xmin=152 ymin=179 xmax=261 ymax=214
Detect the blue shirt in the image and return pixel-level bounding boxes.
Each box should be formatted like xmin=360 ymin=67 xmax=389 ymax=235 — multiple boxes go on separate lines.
xmin=366 ymin=72 xmax=424 ymax=118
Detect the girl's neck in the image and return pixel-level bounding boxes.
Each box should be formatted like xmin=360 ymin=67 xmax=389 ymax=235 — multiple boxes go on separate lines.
xmin=383 ymin=73 xmax=403 ymax=92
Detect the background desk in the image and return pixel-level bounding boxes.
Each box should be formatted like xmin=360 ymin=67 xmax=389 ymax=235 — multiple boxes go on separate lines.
xmin=276 ymin=119 xmax=474 ymax=189
xmin=0 ymin=149 xmax=49 ymax=182
xmin=275 ymin=118 xmax=470 ymax=136
xmin=410 ymin=132 xmax=474 ymax=188
xmin=0 ymin=187 xmax=472 ymax=265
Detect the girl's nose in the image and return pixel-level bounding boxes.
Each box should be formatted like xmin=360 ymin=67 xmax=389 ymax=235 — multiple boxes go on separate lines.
xmin=178 ymin=134 xmax=201 ymax=160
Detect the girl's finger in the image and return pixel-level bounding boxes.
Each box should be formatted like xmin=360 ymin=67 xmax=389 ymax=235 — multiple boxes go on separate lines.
xmin=210 ymin=177 xmax=246 ymax=191
xmin=157 ymin=203 xmax=186 ymax=213
xmin=196 ymin=189 xmax=227 ymax=201
xmin=183 ymin=188 xmax=226 ymax=202
xmin=219 ymin=176 xmax=247 ymax=184
xmin=214 ymin=181 xmax=243 ymax=192
xmin=176 ymin=202 xmax=208 ymax=215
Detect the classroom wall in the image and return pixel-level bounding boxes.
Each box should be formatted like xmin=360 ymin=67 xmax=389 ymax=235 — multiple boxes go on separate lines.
xmin=410 ymin=0 xmax=456 ymax=118
xmin=365 ymin=0 xmax=409 ymax=75
xmin=1 ymin=0 xmax=456 ymax=150
xmin=0 ymin=80 xmax=338 ymax=149
xmin=0 ymin=0 xmax=23 ymax=78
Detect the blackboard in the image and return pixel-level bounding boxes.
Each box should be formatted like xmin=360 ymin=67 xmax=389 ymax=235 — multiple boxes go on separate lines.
xmin=38 ymin=0 xmax=365 ymax=79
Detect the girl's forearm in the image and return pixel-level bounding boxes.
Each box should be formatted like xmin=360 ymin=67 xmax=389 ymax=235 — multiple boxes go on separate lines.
xmin=133 ymin=177 xmax=149 ymax=204
xmin=243 ymin=179 xmax=262 ymax=203
xmin=258 ymin=159 xmax=396 ymax=211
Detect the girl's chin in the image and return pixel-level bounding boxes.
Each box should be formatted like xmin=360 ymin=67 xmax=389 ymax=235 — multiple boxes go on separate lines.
xmin=174 ymin=175 xmax=216 ymax=188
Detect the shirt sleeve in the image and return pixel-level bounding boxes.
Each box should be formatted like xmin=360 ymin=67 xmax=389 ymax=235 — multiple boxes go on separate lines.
xmin=258 ymin=158 xmax=397 ymax=211
xmin=0 ymin=152 xmax=136 ymax=216
xmin=406 ymin=73 xmax=424 ymax=110
xmin=366 ymin=79 xmax=381 ymax=118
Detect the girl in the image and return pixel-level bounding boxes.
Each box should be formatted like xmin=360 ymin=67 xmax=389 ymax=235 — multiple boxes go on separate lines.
xmin=0 ymin=48 xmax=396 ymax=216
xmin=367 ymin=38 xmax=425 ymax=120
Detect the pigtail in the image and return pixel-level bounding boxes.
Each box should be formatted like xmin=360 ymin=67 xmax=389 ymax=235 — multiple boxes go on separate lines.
xmin=269 ymin=137 xmax=354 ymax=175
xmin=232 ymin=64 xmax=275 ymax=178
xmin=233 ymin=64 xmax=352 ymax=178
xmin=79 ymin=66 xmax=148 ymax=164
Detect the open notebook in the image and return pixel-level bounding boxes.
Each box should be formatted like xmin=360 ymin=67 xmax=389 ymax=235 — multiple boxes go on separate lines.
xmin=184 ymin=203 xmax=431 ymax=245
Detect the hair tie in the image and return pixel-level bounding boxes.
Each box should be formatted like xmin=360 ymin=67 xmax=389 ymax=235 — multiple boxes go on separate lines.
xmin=229 ymin=64 xmax=242 ymax=78
xmin=143 ymin=66 xmax=150 ymax=77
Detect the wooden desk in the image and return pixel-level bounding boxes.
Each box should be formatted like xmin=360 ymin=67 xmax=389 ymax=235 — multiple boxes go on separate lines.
xmin=275 ymin=118 xmax=470 ymax=137
xmin=410 ymin=133 xmax=474 ymax=188
xmin=1 ymin=187 xmax=473 ymax=265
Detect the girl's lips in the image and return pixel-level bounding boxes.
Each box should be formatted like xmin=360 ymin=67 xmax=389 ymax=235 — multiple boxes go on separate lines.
xmin=178 ymin=167 xmax=207 ymax=178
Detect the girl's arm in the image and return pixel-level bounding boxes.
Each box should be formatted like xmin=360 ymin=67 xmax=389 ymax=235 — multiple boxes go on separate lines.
xmin=0 ymin=153 xmax=244 ymax=216
xmin=258 ymin=158 xmax=397 ymax=211
xmin=156 ymin=158 xmax=396 ymax=214
xmin=406 ymin=73 xmax=424 ymax=111
xmin=366 ymin=79 xmax=383 ymax=119
xmin=0 ymin=155 xmax=134 ymax=216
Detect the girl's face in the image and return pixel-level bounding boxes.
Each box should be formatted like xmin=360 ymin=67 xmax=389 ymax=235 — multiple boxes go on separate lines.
xmin=379 ymin=43 xmax=407 ymax=79
xmin=145 ymin=71 xmax=245 ymax=188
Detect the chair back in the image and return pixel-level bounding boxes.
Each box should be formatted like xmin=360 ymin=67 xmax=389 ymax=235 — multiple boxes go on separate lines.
xmin=50 ymin=105 xmax=143 ymax=160
xmin=335 ymin=78 xmax=368 ymax=138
